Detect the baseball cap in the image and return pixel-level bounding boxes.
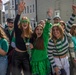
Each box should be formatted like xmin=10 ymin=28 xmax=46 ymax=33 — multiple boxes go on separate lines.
xmin=7 ymin=18 xmax=14 ymax=23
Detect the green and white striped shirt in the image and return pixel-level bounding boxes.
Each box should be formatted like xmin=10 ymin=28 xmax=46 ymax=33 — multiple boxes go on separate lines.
xmin=47 ymin=14 xmax=76 ymax=68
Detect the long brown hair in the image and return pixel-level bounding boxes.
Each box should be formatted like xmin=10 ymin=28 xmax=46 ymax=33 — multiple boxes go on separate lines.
xmin=0 ymin=26 xmax=9 ymax=41
xmin=32 ymin=24 xmax=44 ymax=50
xmin=70 ymin=24 xmax=76 ymax=36
xmin=18 ymin=16 xmax=33 ymax=38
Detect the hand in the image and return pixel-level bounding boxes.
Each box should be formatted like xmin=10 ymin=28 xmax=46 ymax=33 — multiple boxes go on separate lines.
xmin=72 ymin=5 xmax=76 ymax=15
xmin=54 ymin=67 xmax=60 ymax=75
xmin=18 ymin=1 xmax=25 ymax=15
xmin=29 ymin=43 xmax=34 ymax=49
xmin=47 ymin=8 xmax=53 ymax=17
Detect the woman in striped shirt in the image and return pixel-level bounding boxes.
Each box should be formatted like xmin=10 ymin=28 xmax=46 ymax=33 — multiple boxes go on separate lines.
xmin=47 ymin=5 xmax=76 ymax=75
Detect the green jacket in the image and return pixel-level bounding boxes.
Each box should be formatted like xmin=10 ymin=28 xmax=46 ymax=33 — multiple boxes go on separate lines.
xmin=31 ymin=21 xmax=52 ymax=61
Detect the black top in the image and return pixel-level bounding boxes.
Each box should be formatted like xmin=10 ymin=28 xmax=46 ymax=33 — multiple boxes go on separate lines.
xmin=14 ymin=14 xmax=29 ymax=51
xmin=4 ymin=27 xmax=14 ymax=54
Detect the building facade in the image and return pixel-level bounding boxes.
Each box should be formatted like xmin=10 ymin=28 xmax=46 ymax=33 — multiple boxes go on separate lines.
xmin=4 ymin=0 xmax=37 ymax=30
xmin=0 ymin=0 xmax=3 ymax=24
xmin=20 ymin=0 xmax=37 ymax=30
xmin=36 ymin=0 xmax=76 ymax=23
xmin=4 ymin=1 xmax=10 ymax=21
xmin=9 ymin=0 xmax=15 ymax=20
xmin=4 ymin=0 xmax=76 ymax=29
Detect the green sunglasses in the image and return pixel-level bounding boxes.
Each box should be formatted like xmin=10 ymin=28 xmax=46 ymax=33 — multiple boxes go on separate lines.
xmin=20 ymin=18 xmax=30 ymax=24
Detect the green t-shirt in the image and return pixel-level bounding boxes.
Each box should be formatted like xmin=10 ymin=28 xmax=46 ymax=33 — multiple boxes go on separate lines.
xmin=8 ymin=29 xmax=13 ymax=35
xmin=0 ymin=38 xmax=9 ymax=56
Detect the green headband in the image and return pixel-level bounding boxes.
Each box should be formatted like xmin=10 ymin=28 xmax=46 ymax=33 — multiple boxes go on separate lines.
xmin=52 ymin=23 xmax=60 ymax=28
xmin=20 ymin=19 xmax=30 ymax=23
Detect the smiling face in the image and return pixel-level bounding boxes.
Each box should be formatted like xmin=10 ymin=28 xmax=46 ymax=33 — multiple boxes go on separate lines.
xmin=70 ymin=25 xmax=76 ymax=36
xmin=22 ymin=22 xmax=28 ymax=30
xmin=52 ymin=26 xmax=63 ymax=39
xmin=35 ymin=25 xmax=43 ymax=38
xmin=7 ymin=22 xmax=14 ymax=28
xmin=52 ymin=26 xmax=61 ymax=39
xmin=20 ymin=17 xmax=29 ymax=30
xmin=53 ymin=18 xmax=61 ymax=24
xmin=74 ymin=28 xmax=76 ymax=33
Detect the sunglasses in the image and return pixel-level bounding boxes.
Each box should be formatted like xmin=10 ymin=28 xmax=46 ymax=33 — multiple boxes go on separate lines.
xmin=20 ymin=20 xmax=29 ymax=23
xmin=22 ymin=21 xmax=28 ymax=23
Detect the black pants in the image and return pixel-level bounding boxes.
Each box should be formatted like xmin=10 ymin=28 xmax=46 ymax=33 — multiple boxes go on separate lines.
xmin=6 ymin=49 xmax=14 ymax=75
xmin=12 ymin=50 xmax=31 ymax=75
xmin=6 ymin=64 xmax=12 ymax=75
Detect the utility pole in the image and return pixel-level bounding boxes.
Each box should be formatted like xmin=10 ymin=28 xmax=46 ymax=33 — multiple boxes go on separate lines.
xmin=0 ymin=0 xmax=2 ymax=24
xmin=35 ymin=0 xmax=38 ymax=22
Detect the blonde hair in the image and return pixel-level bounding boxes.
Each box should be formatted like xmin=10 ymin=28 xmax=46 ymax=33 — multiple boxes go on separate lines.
xmin=0 ymin=27 xmax=9 ymax=42
xmin=50 ymin=24 xmax=64 ymax=41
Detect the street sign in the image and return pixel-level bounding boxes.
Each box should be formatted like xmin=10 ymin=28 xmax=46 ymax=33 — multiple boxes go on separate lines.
xmin=0 ymin=0 xmax=2 ymax=10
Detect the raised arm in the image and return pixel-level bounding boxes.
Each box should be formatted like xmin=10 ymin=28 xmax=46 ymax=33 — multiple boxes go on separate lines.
xmin=43 ymin=8 xmax=53 ymax=42
xmin=18 ymin=2 xmax=25 ymax=15
xmin=14 ymin=2 xmax=25 ymax=33
xmin=65 ymin=5 xmax=76 ymax=33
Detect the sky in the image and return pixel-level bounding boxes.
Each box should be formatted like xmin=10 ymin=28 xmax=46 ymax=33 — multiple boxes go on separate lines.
xmin=2 ymin=0 xmax=9 ymax=11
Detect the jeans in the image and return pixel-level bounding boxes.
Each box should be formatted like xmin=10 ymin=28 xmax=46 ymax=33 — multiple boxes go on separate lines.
xmin=0 ymin=56 xmax=8 ymax=75
xmin=12 ymin=50 xmax=32 ymax=75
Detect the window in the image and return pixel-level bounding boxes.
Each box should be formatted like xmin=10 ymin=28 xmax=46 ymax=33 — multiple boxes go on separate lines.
xmin=54 ymin=10 xmax=60 ymax=16
xmin=12 ymin=0 xmax=14 ymax=5
xmin=33 ymin=4 xmax=34 ymax=12
xmin=30 ymin=5 xmax=32 ymax=13
xmin=25 ymin=8 xmax=26 ymax=13
xmin=12 ymin=6 xmax=14 ymax=8
xmin=13 ymin=14 xmax=14 ymax=17
xmin=5 ymin=14 xmax=8 ymax=19
xmin=27 ymin=6 xmax=29 ymax=13
xmin=5 ymin=5 xmax=9 ymax=10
